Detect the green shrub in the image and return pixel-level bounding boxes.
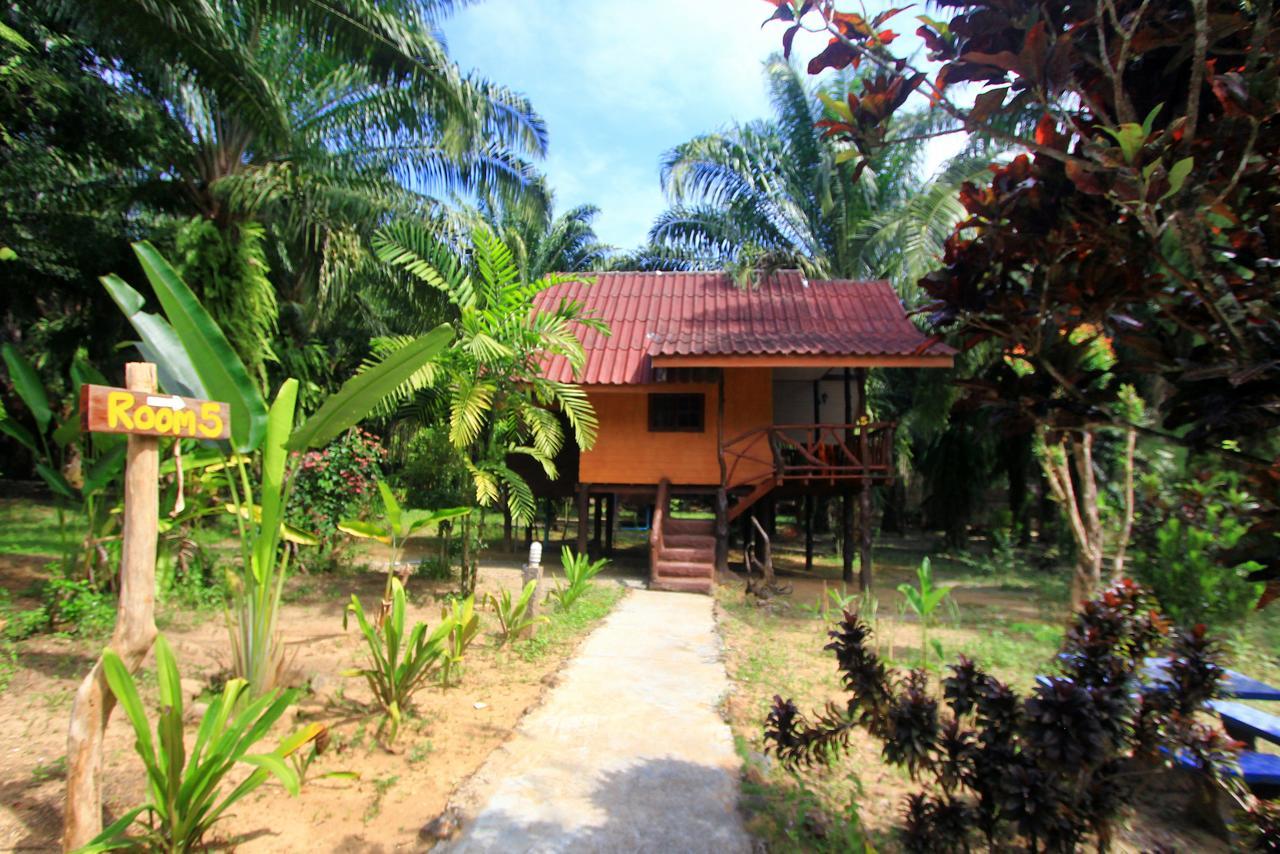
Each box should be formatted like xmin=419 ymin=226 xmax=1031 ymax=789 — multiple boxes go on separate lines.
xmin=344 ymin=577 xmax=451 ymax=743
xmin=391 ymin=426 xmax=472 ymax=509
xmin=488 ymin=580 xmax=546 ymax=644
xmin=1131 ymin=472 xmax=1262 ymax=627
xmin=0 ymin=637 xmax=15 ymax=693
xmin=48 ymin=577 xmax=115 ymax=635
xmin=85 ymin=635 xmax=318 ymax=852
xmin=548 ymin=547 xmax=608 ymax=611
xmin=287 ymin=428 xmax=386 ymax=549
xmin=4 ymin=605 xmax=49 ymax=640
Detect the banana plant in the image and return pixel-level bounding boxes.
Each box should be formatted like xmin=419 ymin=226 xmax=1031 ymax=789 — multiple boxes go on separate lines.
xmin=897 ymin=557 xmax=951 ymax=669
xmin=338 ymin=479 xmax=469 ymax=618
xmin=1 ymin=345 xmax=125 ymax=580
xmin=101 ymin=241 xmax=454 ymax=697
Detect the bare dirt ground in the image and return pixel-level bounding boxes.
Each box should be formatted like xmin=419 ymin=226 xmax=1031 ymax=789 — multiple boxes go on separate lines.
xmin=0 ymin=555 xmax=625 ymax=853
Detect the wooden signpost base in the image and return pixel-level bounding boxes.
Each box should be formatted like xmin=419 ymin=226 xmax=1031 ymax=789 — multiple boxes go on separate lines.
xmin=63 ymin=363 xmax=160 ymax=851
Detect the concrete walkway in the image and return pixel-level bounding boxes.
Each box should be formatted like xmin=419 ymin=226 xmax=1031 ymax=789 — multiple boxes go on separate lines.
xmin=442 ymin=589 xmax=752 ymax=853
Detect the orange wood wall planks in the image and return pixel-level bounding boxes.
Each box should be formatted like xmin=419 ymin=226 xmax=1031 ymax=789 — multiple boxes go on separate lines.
xmin=580 ymin=368 xmax=773 ymax=486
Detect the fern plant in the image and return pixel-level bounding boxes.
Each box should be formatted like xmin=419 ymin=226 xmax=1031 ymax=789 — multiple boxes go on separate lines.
xmin=344 ymin=577 xmax=452 ymax=743
xmin=439 ymin=593 xmax=480 ymax=686
xmin=488 ymin=580 xmax=546 ymax=644
xmin=84 ymin=635 xmax=319 ymax=852
xmin=370 ymin=223 xmax=609 ymax=525
xmin=548 ymin=547 xmax=608 ymax=611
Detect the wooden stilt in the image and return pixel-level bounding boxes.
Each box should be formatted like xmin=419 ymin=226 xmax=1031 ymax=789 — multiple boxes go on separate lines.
xmin=842 ymin=493 xmax=855 ymax=584
xmin=576 ymin=485 xmax=589 ymax=556
xmin=592 ymin=494 xmax=603 ymax=556
xmin=714 ymin=488 xmax=729 ymax=576
xmin=804 ymin=495 xmax=814 ymax=572
xmin=544 ymin=500 xmax=555 ymax=543
xmin=856 ymin=367 xmax=873 ymax=592
xmin=604 ymin=493 xmax=615 ymax=556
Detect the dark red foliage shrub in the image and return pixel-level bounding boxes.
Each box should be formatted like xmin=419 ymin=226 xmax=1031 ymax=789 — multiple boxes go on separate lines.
xmin=764 ymin=581 xmax=1255 ymax=852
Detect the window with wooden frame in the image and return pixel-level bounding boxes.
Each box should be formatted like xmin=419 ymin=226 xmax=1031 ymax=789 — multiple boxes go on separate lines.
xmin=648 ymin=393 xmax=705 ymax=433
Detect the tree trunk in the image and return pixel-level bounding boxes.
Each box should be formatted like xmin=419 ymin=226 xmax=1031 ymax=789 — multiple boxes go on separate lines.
xmin=1040 ymin=429 xmax=1105 ymax=604
xmin=63 ymin=363 xmax=160 ymax=851
xmin=841 ymin=492 xmax=855 ymax=584
xmin=1111 ymin=427 xmax=1137 ymax=582
xmin=501 ymin=499 xmax=513 ymax=553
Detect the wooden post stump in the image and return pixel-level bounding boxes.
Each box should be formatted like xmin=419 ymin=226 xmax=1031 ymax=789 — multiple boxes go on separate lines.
xmin=63 ymin=363 xmax=160 ymax=851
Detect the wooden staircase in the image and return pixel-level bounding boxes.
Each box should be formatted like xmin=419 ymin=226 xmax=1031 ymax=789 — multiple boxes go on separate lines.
xmin=649 ymin=480 xmax=715 ymax=594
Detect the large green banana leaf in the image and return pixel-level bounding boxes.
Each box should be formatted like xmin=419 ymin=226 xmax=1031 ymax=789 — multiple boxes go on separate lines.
xmin=129 ymin=241 xmax=267 ymax=453
xmin=1 ymin=343 xmax=51 ymax=431
xmin=255 ymin=380 xmax=298 ymax=580
xmin=101 ymin=274 xmax=208 ymax=401
xmin=287 ymin=325 xmax=453 ymax=451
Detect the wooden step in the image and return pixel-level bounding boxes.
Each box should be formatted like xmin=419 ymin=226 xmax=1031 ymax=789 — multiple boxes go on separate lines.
xmin=660 ymin=546 xmax=714 ymax=563
xmin=728 ymin=479 xmax=777 ymax=522
xmin=665 ymin=533 xmax=715 ymax=550
xmin=653 ymin=560 xmax=714 ymax=578
xmin=650 ymin=575 xmax=714 ymax=594
xmin=665 ymin=517 xmax=715 ymax=535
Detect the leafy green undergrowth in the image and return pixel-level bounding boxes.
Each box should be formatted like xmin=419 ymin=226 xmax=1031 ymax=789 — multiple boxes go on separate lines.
xmin=512 ymin=582 xmax=624 ymax=662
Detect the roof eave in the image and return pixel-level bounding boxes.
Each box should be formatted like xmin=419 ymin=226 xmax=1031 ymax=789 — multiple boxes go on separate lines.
xmin=649 ymin=353 xmax=955 ymax=369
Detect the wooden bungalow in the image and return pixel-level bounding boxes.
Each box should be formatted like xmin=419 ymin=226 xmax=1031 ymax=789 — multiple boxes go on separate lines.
xmin=533 ymin=270 xmax=953 ymax=593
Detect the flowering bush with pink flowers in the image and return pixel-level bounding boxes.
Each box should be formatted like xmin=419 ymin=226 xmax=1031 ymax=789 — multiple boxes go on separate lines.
xmin=287 ymin=428 xmax=386 ymax=550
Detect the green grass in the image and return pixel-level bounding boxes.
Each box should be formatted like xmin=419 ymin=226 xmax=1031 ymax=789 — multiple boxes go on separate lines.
xmin=513 ymin=582 xmax=625 ymax=662
xmin=0 ymin=500 xmax=82 ymax=557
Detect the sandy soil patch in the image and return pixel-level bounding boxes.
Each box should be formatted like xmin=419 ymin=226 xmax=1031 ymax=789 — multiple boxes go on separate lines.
xmin=0 ymin=558 xmax=624 ymax=852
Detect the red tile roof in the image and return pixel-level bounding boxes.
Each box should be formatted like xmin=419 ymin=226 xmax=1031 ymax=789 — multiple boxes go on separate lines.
xmin=536 ymin=270 xmax=952 ymax=385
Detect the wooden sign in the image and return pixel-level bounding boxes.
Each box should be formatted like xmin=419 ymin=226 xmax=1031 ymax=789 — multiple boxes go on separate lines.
xmin=80 ymin=384 xmax=231 ymax=440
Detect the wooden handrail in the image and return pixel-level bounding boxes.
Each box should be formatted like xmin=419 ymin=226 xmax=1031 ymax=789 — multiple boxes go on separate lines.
xmin=720 ymin=423 xmax=897 ymax=489
xmin=650 ymin=478 xmax=669 ymax=584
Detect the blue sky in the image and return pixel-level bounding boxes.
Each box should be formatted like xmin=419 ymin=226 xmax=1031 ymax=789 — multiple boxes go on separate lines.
xmin=442 ymin=0 xmax=834 ymax=251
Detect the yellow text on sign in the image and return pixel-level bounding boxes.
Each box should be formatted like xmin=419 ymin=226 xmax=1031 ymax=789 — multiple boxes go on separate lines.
xmin=105 ymin=392 xmax=226 ymax=439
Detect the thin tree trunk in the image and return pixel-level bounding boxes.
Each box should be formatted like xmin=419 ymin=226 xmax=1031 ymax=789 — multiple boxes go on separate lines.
xmin=1111 ymin=427 xmax=1137 ymax=582
xmin=1039 ymin=429 xmax=1103 ymax=604
xmin=64 ymin=364 xmax=160 ymax=851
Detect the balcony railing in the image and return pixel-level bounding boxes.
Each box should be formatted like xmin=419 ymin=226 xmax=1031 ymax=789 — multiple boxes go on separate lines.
xmin=720 ymin=422 xmax=896 ymax=489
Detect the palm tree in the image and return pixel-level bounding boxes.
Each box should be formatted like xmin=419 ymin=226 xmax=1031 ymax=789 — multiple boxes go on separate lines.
xmin=646 ymin=56 xmax=974 ymax=293
xmin=45 ymin=0 xmax=547 ymax=385
xmin=476 ymin=182 xmax=616 ymax=279
xmin=369 ymin=222 xmax=607 ymax=526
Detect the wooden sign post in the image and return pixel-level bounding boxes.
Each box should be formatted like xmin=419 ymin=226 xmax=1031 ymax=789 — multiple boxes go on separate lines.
xmin=63 ymin=367 xmax=231 ymax=851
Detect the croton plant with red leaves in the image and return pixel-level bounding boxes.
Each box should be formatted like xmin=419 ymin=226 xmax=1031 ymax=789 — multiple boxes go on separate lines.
xmin=766 ymin=0 xmax=1280 ymax=606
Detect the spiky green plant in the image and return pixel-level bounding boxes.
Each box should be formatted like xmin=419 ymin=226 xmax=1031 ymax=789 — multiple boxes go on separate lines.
xmin=488 ymin=580 xmax=547 ymax=644
xmin=83 ymin=635 xmax=320 ymax=852
xmin=344 ymin=577 xmax=452 ymax=744
xmin=338 ymin=479 xmax=469 ymax=618
xmin=896 ymin=557 xmax=951 ymax=668
xmin=548 ymin=547 xmax=608 ymax=612
xmin=439 ymin=594 xmax=480 ymax=686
